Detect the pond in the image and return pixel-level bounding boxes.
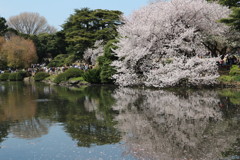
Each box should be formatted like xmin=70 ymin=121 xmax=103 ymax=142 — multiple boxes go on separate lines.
xmin=0 ymin=82 xmax=239 ymax=160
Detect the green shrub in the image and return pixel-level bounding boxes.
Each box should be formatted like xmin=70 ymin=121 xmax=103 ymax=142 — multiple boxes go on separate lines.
xmin=229 ymin=65 xmax=240 ymax=76
xmin=103 ymin=39 xmax=118 ymax=59
xmin=96 ymin=40 xmax=118 ymax=84
xmin=232 ymin=75 xmax=240 ymax=81
xmin=69 ymin=77 xmax=85 ymax=82
xmin=64 ymin=55 xmax=77 ymax=66
xmin=65 ymin=68 xmax=84 ymax=77
xmin=8 ymin=71 xmax=27 ymax=81
xmin=218 ymin=75 xmax=234 ymax=82
xmin=54 ymin=68 xmax=84 ymax=84
xmin=100 ymin=59 xmax=116 ymax=83
xmin=0 ymin=73 xmax=10 ymax=81
xmin=34 ymin=72 xmax=50 ymax=81
xmin=48 ymin=54 xmax=68 ymax=67
xmin=83 ymin=68 xmax=101 ymax=84
xmin=8 ymin=73 xmax=18 ymax=81
xmin=47 ymin=54 xmax=78 ymax=67
xmin=54 ymin=73 xmax=67 ymax=84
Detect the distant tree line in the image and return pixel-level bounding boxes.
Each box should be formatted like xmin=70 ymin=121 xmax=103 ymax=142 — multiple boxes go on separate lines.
xmin=0 ymin=9 xmax=122 ymax=73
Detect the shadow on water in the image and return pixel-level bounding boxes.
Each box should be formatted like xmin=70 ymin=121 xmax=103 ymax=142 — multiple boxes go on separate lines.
xmin=0 ymin=81 xmax=239 ymax=159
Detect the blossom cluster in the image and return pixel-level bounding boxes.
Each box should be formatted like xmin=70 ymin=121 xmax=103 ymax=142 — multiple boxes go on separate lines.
xmin=112 ymin=0 xmax=230 ymax=87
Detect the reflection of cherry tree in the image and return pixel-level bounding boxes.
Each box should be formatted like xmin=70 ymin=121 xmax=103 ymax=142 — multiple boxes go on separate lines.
xmin=113 ymin=88 xmax=240 ymax=160
xmin=84 ymin=96 xmax=104 ymax=121
xmin=10 ymin=118 xmax=51 ymax=139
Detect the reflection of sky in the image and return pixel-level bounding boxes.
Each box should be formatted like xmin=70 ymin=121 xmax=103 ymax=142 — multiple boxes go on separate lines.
xmin=0 ymin=124 xmax=136 ymax=160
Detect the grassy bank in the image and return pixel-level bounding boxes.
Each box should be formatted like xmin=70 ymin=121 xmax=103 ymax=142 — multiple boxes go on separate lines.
xmin=218 ymin=65 xmax=240 ymax=88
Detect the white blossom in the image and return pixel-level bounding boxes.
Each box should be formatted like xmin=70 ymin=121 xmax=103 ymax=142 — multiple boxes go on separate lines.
xmin=83 ymin=40 xmax=104 ymax=65
xmin=112 ymin=0 xmax=230 ymax=87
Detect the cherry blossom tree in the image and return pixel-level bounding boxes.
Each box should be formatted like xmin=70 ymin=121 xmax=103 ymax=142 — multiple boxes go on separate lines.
xmin=112 ymin=0 xmax=231 ymax=88
xmin=83 ymin=40 xmax=104 ymax=65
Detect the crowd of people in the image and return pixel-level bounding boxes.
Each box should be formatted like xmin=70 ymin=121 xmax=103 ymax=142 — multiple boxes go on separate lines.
xmin=28 ymin=63 xmax=93 ymax=76
xmin=217 ymin=54 xmax=239 ymax=66
xmin=0 ymin=62 xmax=94 ymax=76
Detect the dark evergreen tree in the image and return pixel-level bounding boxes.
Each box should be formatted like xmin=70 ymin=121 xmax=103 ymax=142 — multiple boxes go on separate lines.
xmin=62 ymin=8 xmax=123 ymax=56
xmin=0 ymin=17 xmax=8 ymax=36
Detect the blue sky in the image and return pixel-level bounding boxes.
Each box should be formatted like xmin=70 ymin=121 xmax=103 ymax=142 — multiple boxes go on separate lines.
xmin=0 ymin=0 xmax=149 ymax=30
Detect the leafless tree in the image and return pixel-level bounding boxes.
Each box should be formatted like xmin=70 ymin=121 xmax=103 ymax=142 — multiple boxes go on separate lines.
xmin=7 ymin=12 xmax=57 ymax=35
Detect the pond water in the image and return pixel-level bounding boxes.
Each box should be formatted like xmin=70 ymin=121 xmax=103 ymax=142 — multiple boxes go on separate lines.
xmin=0 ymin=82 xmax=239 ymax=160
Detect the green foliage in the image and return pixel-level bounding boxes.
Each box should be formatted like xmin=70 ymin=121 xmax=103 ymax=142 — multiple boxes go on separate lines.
xmin=207 ymin=0 xmax=239 ymax=7
xmin=47 ymin=54 xmax=77 ymax=67
xmin=69 ymin=77 xmax=85 ymax=81
xmin=218 ymin=66 xmax=240 ymax=82
xmin=64 ymin=54 xmax=77 ymax=65
xmin=219 ymin=0 xmax=240 ymax=7
xmin=30 ymin=31 xmax=67 ymax=63
xmin=229 ymin=65 xmax=240 ymax=76
xmin=83 ymin=68 xmax=101 ymax=84
xmin=62 ymin=8 xmax=122 ymax=56
xmin=218 ymin=75 xmax=234 ymax=82
xmin=97 ymin=39 xmax=118 ymax=84
xmin=47 ymin=54 xmax=67 ymax=67
xmin=219 ymin=89 xmax=240 ymax=105
xmin=0 ymin=17 xmax=7 ymax=36
xmin=98 ymin=56 xmax=116 ymax=83
xmin=65 ymin=68 xmax=84 ymax=77
xmin=45 ymin=74 xmax=57 ymax=81
xmin=232 ymin=75 xmax=240 ymax=81
xmin=8 ymin=71 xmax=26 ymax=81
xmin=34 ymin=72 xmax=50 ymax=81
xmin=103 ymin=39 xmax=118 ymax=59
xmin=0 ymin=73 xmax=10 ymax=81
xmin=54 ymin=68 xmax=84 ymax=84
xmin=220 ymin=7 xmax=240 ymax=31
xmin=0 ymin=59 xmax=7 ymax=70
xmin=53 ymin=73 xmax=67 ymax=84
xmin=68 ymin=77 xmax=88 ymax=84
xmin=213 ymin=0 xmax=240 ymax=31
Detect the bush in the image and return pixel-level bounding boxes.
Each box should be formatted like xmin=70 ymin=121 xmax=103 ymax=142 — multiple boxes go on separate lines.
xmin=232 ymin=75 xmax=240 ymax=81
xmin=229 ymin=65 xmax=240 ymax=76
xmin=218 ymin=75 xmax=234 ymax=82
xmin=96 ymin=40 xmax=118 ymax=84
xmin=8 ymin=73 xmax=18 ymax=81
xmin=54 ymin=68 xmax=84 ymax=84
xmin=54 ymin=73 xmax=67 ymax=84
xmin=34 ymin=72 xmax=50 ymax=81
xmin=48 ymin=54 xmax=78 ymax=67
xmin=0 ymin=73 xmax=10 ymax=81
xmin=65 ymin=68 xmax=84 ymax=77
xmin=83 ymin=68 xmax=101 ymax=84
xmin=8 ymin=71 xmax=27 ymax=81
xmin=100 ymin=59 xmax=116 ymax=84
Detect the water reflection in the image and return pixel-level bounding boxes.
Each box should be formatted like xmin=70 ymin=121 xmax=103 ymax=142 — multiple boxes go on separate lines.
xmin=35 ymin=85 xmax=121 ymax=147
xmin=112 ymin=88 xmax=240 ymax=160
xmin=0 ymin=82 xmax=121 ymax=148
xmin=0 ymin=82 xmax=50 ymax=141
xmin=0 ymin=82 xmax=239 ymax=160
xmin=10 ymin=118 xmax=51 ymax=139
xmin=0 ymin=82 xmax=37 ymax=122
